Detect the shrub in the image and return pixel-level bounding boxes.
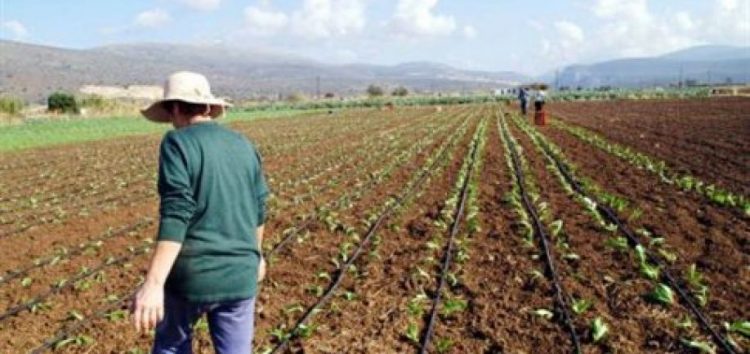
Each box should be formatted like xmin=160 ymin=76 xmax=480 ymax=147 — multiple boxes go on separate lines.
xmin=0 ymin=96 xmax=24 ymax=115
xmin=366 ymin=84 xmax=384 ymax=97
xmin=48 ymin=92 xmax=79 ymax=114
xmin=392 ymin=86 xmax=409 ymax=97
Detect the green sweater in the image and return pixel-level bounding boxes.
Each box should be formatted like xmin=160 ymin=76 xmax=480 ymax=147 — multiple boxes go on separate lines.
xmin=157 ymin=121 xmax=269 ymax=303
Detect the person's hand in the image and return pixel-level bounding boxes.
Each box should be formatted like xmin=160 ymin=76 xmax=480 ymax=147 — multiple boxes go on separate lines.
xmin=258 ymin=257 xmax=267 ymax=283
xmin=131 ymin=282 xmax=165 ymax=333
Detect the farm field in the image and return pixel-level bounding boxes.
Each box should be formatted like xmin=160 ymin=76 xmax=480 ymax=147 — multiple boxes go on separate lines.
xmin=0 ymin=101 xmax=748 ymax=353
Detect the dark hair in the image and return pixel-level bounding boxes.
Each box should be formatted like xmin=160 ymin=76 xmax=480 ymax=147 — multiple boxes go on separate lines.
xmin=162 ymin=100 xmax=210 ymax=117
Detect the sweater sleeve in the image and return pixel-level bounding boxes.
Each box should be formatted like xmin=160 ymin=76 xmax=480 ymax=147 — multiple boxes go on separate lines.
xmin=253 ymin=148 xmax=270 ymax=225
xmin=157 ymin=132 xmax=196 ymax=243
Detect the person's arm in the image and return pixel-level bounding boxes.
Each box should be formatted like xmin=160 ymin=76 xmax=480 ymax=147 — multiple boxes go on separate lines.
xmin=253 ymin=147 xmax=270 ymax=283
xmin=132 ymin=241 xmax=182 ymax=332
xmin=132 ymin=133 xmax=195 ymax=332
xmin=257 ymin=225 xmax=266 ymax=282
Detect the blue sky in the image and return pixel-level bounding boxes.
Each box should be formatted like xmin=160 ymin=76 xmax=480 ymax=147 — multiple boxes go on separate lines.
xmin=1 ymin=0 xmax=748 ymax=75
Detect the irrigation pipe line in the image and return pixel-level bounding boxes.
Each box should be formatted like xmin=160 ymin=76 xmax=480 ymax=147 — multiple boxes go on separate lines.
xmin=417 ymin=118 xmax=482 ymax=354
xmin=265 ymin=115 xmax=470 ymax=259
xmin=0 ymin=243 xmax=152 ymax=323
xmin=499 ymin=114 xmax=582 ymax=353
xmin=518 ymin=115 xmax=737 ymax=354
xmin=0 ymin=218 xmax=154 ymax=287
xmin=269 ymin=114 xmax=473 ymax=354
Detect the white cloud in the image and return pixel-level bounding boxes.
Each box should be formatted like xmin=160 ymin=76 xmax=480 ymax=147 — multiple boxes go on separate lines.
xmin=673 ymin=11 xmax=695 ymax=31
xmin=389 ymin=0 xmax=456 ymax=37
xmin=584 ymin=0 xmax=697 ymax=58
xmin=705 ymin=0 xmax=750 ymax=43
xmin=289 ymin=0 xmax=367 ymax=39
xmin=2 ymin=20 xmax=28 ymax=39
xmin=554 ymin=21 xmax=584 ymax=43
xmin=134 ymin=9 xmax=172 ymax=28
xmin=463 ymin=25 xmax=477 ymax=39
xmin=177 ymin=0 xmax=221 ymax=11
xmin=244 ymin=6 xmax=289 ymax=36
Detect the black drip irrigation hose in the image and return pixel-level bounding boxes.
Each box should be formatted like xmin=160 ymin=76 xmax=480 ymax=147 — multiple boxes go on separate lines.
xmin=499 ymin=115 xmax=582 ymax=353
xmin=523 ymin=119 xmax=738 ymax=354
xmin=30 ymin=287 xmax=140 ymax=353
xmin=417 ymin=120 xmax=482 ymax=354
xmin=265 ymin=116 xmax=469 ymax=259
xmin=0 ymin=218 xmax=154 ymax=286
xmin=270 ymin=115 xmax=472 ymax=354
xmin=0 ymin=243 xmax=151 ymax=323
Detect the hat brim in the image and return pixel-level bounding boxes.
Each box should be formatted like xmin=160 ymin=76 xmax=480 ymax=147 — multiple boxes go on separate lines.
xmin=141 ymin=97 xmax=233 ymax=123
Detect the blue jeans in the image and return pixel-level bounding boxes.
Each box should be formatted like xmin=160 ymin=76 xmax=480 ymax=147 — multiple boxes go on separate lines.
xmin=152 ymin=293 xmax=256 ymax=354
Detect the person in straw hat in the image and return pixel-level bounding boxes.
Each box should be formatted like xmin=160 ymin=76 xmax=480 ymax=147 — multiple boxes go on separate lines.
xmin=132 ymin=71 xmax=269 ymax=353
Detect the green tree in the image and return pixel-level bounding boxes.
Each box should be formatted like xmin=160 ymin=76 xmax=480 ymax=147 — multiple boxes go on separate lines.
xmin=48 ymin=92 xmax=79 ymax=114
xmin=366 ymin=84 xmax=384 ymax=97
xmin=391 ymin=86 xmax=409 ymax=97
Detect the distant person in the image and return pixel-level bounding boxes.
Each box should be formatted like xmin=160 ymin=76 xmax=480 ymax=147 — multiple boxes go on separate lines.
xmin=518 ymin=87 xmax=529 ymax=115
xmin=534 ymin=86 xmax=547 ymax=112
xmin=132 ymin=71 xmax=269 ymax=354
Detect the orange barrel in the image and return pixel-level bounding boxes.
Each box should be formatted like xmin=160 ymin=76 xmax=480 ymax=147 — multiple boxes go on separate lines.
xmin=534 ymin=111 xmax=547 ymax=126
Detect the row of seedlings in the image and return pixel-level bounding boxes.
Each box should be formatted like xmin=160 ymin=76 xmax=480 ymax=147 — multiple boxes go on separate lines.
xmin=264 ymin=111 xmax=471 ymax=258
xmin=259 ymin=114 xmax=478 ymax=354
xmin=551 ymin=120 xmax=749 ymax=216
xmin=511 ymin=114 xmax=746 ymax=353
xmin=412 ymin=117 xmax=487 ymax=353
xmin=497 ymin=112 xmax=584 ymax=352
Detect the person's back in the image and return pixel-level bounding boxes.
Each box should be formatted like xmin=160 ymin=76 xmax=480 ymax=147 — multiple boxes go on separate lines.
xmin=158 ymin=121 xmax=268 ymax=303
xmin=132 ymin=71 xmax=269 ymax=354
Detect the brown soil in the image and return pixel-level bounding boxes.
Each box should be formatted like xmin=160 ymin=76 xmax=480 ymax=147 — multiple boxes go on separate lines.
xmin=0 ymin=103 xmax=747 ymax=353
xmin=548 ymin=97 xmax=750 ymax=196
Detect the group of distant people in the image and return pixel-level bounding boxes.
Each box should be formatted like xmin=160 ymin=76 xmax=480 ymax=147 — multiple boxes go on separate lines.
xmin=517 ymin=86 xmax=547 ymax=115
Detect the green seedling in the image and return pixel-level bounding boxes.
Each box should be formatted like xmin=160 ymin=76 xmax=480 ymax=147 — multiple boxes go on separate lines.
xmin=639 ymin=262 xmax=660 ymax=281
xmin=295 ymin=323 xmax=318 ymax=339
xmin=571 ymin=298 xmax=592 ymax=315
xmin=67 ymin=310 xmax=85 ymax=321
xmin=343 ymin=291 xmax=357 ymax=301
xmin=54 ymin=335 xmax=94 ymax=350
xmin=270 ymin=326 xmax=290 ymax=342
xmin=283 ymin=303 xmax=304 ymax=314
xmin=605 ymin=236 xmax=629 ymax=252
xmin=105 ymin=309 xmax=128 ymax=322
xmin=405 ymin=322 xmax=420 ymax=344
xmin=435 ymin=337 xmax=453 ymax=354
xmin=440 ymin=298 xmax=468 ymax=318
xmin=531 ymin=308 xmax=554 ymax=320
xmin=685 ymin=264 xmax=704 ymax=289
xmin=194 ymin=317 xmax=209 ymax=332
xmin=648 ymin=283 xmax=674 ymax=306
xmin=591 ymin=317 xmax=609 ymax=343
xmin=725 ymin=320 xmax=750 ymax=338
xmin=306 ymin=285 xmax=324 ymax=297
xmin=549 ymin=220 xmax=564 ymax=238
xmin=29 ymin=301 xmax=52 ymax=314
xmin=21 ymin=277 xmax=32 ymax=288
xmin=680 ymin=338 xmax=715 ymax=354
xmin=407 ymin=294 xmax=427 ymax=317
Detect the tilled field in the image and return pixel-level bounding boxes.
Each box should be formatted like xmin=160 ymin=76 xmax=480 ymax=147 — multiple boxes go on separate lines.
xmin=0 ymin=103 xmax=747 ymax=353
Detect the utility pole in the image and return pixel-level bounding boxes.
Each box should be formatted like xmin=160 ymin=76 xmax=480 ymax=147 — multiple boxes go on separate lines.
xmin=678 ymin=64 xmax=684 ymax=89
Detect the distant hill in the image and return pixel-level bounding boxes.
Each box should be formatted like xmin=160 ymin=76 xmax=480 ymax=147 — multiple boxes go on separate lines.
xmin=0 ymin=40 xmax=528 ymax=102
xmin=550 ymin=45 xmax=750 ymax=88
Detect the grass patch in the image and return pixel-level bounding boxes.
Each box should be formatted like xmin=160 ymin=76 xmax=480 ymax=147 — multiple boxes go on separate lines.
xmin=0 ymin=109 xmax=316 ymax=152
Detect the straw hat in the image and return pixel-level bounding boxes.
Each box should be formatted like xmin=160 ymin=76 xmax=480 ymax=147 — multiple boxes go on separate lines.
xmin=141 ymin=71 xmax=232 ymax=123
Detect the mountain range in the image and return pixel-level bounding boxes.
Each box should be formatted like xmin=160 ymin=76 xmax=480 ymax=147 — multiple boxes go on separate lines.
xmin=0 ymin=40 xmax=748 ymax=103
xmin=549 ymin=45 xmax=750 ymax=88
xmin=0 ymin=40 xmax=527 ymax=102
